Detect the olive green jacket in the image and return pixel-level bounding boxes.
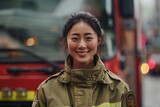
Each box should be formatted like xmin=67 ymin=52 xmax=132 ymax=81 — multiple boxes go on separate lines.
xmin=32 ymin=55 xmax=130 ymax=107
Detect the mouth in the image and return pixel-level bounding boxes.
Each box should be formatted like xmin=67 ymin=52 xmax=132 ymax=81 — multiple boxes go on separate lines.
xmin=76 ymin=51 xmax=89 ymax=57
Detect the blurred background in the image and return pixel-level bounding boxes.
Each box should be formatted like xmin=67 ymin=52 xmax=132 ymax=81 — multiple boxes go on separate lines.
xmin=140 ymin=0 xmax=160 ymax=107
xmin=0 ymin=0 xmax=159 ymax=107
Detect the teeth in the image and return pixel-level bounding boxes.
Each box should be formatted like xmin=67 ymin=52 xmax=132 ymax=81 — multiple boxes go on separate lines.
xmin=77 ymin=52 xmax=88 ymax=55
xmin=78 ymin=52 xmax=87 ymax=55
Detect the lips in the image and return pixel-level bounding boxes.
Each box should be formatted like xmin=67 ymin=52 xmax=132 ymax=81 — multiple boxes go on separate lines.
xmin=76 ymin=51 xmax=89 ymax=57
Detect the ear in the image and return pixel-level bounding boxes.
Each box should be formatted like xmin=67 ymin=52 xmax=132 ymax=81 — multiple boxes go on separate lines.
xmin=98 ymin=36 xmax=102 ymax=46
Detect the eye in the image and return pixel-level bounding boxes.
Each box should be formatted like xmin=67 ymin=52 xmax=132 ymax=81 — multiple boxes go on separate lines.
xmin=72 ymin=37 xmax=78 ymax=40
xmin=86 ymin=37 xmax=93 ymax=40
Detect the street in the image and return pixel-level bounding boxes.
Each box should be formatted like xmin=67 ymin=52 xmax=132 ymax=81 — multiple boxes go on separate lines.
xmin=142 ymin=74 xmax=160 ymax=107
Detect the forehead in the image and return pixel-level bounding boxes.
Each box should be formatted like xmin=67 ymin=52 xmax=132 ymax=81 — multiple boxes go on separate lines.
xmin=70 ymin=21 xmax=94 ymax=32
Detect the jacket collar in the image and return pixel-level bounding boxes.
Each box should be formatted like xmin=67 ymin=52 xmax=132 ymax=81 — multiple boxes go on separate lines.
xmin=58 ymin=55 xmax=113 ymax=85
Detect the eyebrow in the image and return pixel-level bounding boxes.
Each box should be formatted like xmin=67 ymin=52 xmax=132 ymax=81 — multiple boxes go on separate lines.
xmin=71 ymin=33 xmax=79 ymax=36
xmin=85 ymin=33 xmax=92 ymax=36
xmin=71 ymin=33 xmax=93 ymax=36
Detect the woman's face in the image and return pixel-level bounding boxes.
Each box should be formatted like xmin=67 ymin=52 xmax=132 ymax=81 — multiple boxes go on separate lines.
xmin=67 ymin=21 xmax=101 ymax=68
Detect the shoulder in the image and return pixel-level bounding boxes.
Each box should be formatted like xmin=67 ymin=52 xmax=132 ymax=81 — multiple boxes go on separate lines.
xmin=37 ymin=70 xmax=64 ymax=89
xmin=105 ymin=70 xmax=130 ymax=91
xmin=106 ymin=70 xmax=124 ymax=82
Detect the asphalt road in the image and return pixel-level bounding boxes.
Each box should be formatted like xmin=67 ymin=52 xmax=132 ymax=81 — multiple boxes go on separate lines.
xmin=142 ymin=74 xmax=160 ymax=107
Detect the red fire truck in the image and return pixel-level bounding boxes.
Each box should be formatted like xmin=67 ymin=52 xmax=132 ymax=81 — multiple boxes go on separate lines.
xmin=0 ymin=0 xmax=141 ymax=106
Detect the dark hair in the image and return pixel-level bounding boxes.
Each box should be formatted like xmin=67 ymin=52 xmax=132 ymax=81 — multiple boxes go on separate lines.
xmin=61 ymin=11 xmax=104 ymax=55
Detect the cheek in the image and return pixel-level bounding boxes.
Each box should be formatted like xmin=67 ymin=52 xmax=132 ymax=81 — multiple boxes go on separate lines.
xmin=88 ymin=41 xmax=99 ymax=50
xmin=67 ymin=41 xmax=76 ymax=51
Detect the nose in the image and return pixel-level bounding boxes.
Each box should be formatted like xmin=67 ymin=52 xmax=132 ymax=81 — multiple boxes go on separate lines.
xmin=78 ymin=39 xmax=86 ymax=49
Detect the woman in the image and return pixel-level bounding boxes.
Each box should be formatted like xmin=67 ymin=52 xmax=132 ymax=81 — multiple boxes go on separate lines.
xmin=32 ymin=12 xmax=131 ymax=107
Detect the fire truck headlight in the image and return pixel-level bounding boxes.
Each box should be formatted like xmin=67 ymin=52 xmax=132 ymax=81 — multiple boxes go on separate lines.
xmin=25 ymin=37 xmax=38 ymax=47
xmin=2 ymin=88 xmax=12 ymax=98
xmin=16 ymin=88 xmax=27 ymax=98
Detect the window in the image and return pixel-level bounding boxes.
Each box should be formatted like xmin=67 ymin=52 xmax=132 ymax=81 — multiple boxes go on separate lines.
xmin=0 ymin=0 xmax=116 ymax=61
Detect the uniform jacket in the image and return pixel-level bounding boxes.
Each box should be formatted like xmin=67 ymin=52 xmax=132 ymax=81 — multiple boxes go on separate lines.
xmin=32 ymin=55 xmax=130 ymax=107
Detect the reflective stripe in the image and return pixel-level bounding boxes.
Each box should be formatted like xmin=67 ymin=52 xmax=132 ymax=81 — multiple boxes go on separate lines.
xmin=93 ymin=102 xmax=121 ymax=107
xmin=0 ymin=90 xmax=35 ymax=101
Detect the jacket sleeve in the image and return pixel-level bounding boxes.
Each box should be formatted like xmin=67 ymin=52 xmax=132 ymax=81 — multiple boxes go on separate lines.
xmin=32 ymin=85 xmax=46 ymax=107
xmin=121 ymin=85 xmax=130 ymax=107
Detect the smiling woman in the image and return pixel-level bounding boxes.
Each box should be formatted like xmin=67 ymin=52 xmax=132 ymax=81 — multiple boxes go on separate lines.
xmin=32 ymin=12 xmax=131 ymax=107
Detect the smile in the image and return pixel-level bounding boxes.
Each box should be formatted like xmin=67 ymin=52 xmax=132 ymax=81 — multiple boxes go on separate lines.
xmin=76 ymin=51 xmax=89 ymax=57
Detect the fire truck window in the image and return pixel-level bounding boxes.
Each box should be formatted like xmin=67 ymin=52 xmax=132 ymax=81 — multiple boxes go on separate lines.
xmin=0 ymin=0 xmax=116 ymax=61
